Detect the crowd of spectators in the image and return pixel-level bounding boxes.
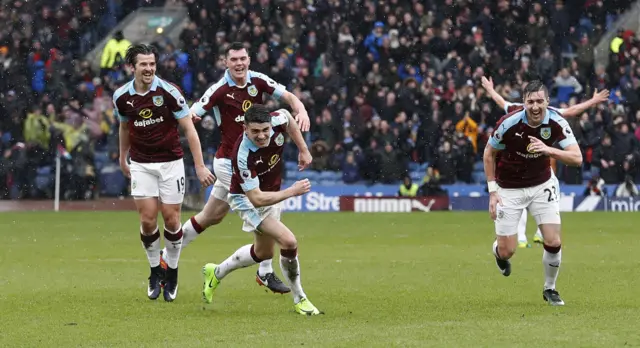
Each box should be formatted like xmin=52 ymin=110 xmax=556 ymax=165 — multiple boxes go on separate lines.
xmin=1 ymin=0 xmax=639 ymax=200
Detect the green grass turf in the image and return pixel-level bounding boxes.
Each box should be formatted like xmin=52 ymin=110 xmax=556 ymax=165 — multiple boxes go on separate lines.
xmin=1 ymin=211 xmax=639 ymax=347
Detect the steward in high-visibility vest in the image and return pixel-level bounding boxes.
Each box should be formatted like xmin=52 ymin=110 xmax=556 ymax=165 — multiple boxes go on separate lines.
xmin=101 ymin=31 xmax=131 ymax=73
xmin=398 ymin=176 xmax=419 ymax=197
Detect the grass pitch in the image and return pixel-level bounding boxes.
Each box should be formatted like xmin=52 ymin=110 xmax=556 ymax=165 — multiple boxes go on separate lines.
xmin=1 ymin=211 xmax=639 ymax=347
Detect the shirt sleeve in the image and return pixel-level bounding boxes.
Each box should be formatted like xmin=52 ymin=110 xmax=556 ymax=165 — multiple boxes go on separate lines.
xmin=271 ymin=110 xmax=290 ymax=127
xmin=251 ymin=71 xmax=286 ymax=100
xmin=236 ymin=142 xmax=260 ymax=192
xmin=504 ymin=102 xmax=523 ymax=114
xmin=555 ymin=117 xmax=578 ymax=149
xmin=165 ymin=87 xmax=189 ymax=119
xmin=191 ymin=83 xmax=222 ymax=117
xmin=488 ymin=122 xmax=507 ymax=150
xmin=113 ymin=97 xmax=127 ymax=122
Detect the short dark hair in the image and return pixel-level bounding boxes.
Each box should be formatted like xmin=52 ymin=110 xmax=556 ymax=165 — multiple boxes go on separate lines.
xmin=225 ymin=42 xmax=248 ymax=56
xmin=244 ymin=104 xmax=271 ymax=124
xmin=523 ymin=80 xmax=548 ymax=99
xmin=125 ymin=44 xmax=158 ymax=66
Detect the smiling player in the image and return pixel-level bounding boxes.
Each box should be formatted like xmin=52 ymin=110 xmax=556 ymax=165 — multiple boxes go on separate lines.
xmin=114 ymin=44 xmax=215 ymax=302
xmin=202 ymin=104 xmax=322 ymax=316
xmin=159 ymin=42 xmax=311 ymax=294
xmin=482 ymin=77 xmax=609 ymax=248
xmin=483 ymin=80 xmax=582 ymax=306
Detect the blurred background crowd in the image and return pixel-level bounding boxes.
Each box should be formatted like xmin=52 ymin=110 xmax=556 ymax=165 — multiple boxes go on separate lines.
xmin=1 ymin=0 xmax=639 ymax=200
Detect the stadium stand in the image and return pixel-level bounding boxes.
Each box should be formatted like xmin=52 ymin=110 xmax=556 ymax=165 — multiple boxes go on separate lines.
xmin=0 ymin=0 xmax=639 ymax=200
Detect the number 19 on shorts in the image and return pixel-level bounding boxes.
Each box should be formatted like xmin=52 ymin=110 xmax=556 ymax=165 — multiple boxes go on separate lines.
xmin=176 ymin=176 xmax=185 ymax=194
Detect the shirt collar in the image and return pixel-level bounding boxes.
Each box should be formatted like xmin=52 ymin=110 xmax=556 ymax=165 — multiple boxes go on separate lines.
xmin=128 ymin=76 xmax=159 ymax=95
xmin=225 ymin=69 xmax=250 ymax=87
xmin=521 ymin=108 xmax=550 ymax=126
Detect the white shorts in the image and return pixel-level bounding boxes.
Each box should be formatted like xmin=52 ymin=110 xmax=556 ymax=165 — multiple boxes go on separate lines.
xmin=228 ymin=194 xmax=282 ymax=232
xmin=211 ymin=157 xmax=232 ymax=201
xmin=495 ymin=176 xmax=561 ymax=236
xmin=130 ymin=158 xmax=185 ymax=204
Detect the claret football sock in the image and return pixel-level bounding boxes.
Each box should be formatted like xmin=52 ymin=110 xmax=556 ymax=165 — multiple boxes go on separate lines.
xmin=162 ymin=216 xmax=202 ymax=256
xmin=140 ymin=226 xmax=161 ymax=267
xmin=163 ymin=226 xmax=183 ymax=269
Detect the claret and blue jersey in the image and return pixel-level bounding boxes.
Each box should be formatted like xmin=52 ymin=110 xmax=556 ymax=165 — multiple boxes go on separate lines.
xmin=489 ymin=107 xmax=577 ymax=189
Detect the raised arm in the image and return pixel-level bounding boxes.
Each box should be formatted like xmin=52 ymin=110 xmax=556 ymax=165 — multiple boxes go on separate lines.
xmin=561 ymin=89 xmax=609 ymax=117
xmin=482 ymin=76 xmax=508 ymax=111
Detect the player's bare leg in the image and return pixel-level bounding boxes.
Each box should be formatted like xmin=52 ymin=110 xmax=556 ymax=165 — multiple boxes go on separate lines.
xmin=159 ymin=202 xmax=183 ymax=302
xmin=517 ymin=210 xmax=531 ymax=248
xmin=538 ymin=223 xmax=564 ymax=306
xmin=136 ymin=198 xmax=163 ymax=300
xmin=492 ymin=235 xmax=517 ymax=277
xmin=171 ymin=194 xmax=290 ymax=293
xmin=183 ymin=195 xmax=229 ymax=247
xmin=202 ymin=233 xmax=269 ymax=304
xmin=533 ymin=228 xmax=543 ymax=244
xmin=256 ymin=217 xmax=321 ymax=315
xmin=202 ymin=216 xmax=321 ymax=315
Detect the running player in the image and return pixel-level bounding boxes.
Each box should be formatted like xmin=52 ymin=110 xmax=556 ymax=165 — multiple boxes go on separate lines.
xmin=114 ymin=44 xmax=215 ymax=302
xmin=160 ymin=42 xmax=311 ymax=294
xmin=483 ymin=80 xmax=582 ymax=306
xmin=202 ymin=104 xmax=321 ymax=315
xmin=481 ymin=77 xmax=609 ymax=247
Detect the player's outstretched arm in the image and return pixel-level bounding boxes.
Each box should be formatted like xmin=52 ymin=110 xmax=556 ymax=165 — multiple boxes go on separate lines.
xmin=177 ymin=117 xmax=215 ymax=187
xmin=280 ymin=91 xmax=310 ymax=132
xmin=561 ymin=89 xmax=610 ymax=118
xmin=245 ymin=179 xmax=311 ymax=207
xmin=482 ymin=76 xmax=507 ymax=111
xmin=118 ymin=121 xmax=131 ymax=178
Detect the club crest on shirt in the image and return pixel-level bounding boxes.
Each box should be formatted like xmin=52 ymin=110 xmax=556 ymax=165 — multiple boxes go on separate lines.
xmin=540 ymin=127 xmax=551 ymax=140
xmin=275 ymin=133 xmax=284 ymax=146
xmin=153 ymin=96 xmax=164 ymax=107
xmin=247 ymin=85 xmax=258 ymax=97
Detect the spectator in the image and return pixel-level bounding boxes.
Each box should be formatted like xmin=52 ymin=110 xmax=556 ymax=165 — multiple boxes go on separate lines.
xmin=615 ymin=175 xmax=639 ymax=197
xmin=100 ymin=31 xmax=131 ymax=77
xmin=3 ymin=0 xmax=640 ymax=200
xmin=398 ymin=176 xmax=418 ymax=197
